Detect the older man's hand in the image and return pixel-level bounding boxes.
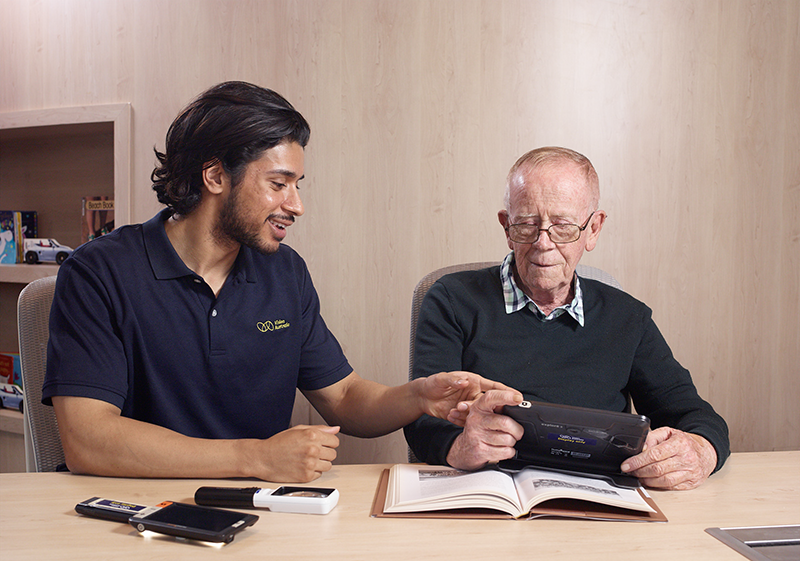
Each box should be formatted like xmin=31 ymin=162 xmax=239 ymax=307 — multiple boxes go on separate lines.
xmin=621 ymin=427 xmax=717 ymax=490
xmin=445 ymin=390 xmax=524 ymax=471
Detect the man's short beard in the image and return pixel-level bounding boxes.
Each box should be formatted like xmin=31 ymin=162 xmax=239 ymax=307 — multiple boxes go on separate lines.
xmin=213 ymin=183 xmax=279 ymax=256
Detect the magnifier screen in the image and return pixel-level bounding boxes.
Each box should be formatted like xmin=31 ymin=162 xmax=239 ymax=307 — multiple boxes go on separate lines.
xmin=144 ymin=503 xmax=245 ymax=532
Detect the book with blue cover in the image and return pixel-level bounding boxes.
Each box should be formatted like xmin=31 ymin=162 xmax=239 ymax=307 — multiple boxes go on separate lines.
xmin=0 ymin=210 xmax=38 ymax=263
xmin=0 ymin=211 xmax=16 ymax=264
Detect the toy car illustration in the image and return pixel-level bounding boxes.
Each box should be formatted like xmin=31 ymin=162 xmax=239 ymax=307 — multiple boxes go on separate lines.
xmin=24 ymin=238 xmax=74 ymax=265
xmin=0 ymin=384 xmax=23 ymax=413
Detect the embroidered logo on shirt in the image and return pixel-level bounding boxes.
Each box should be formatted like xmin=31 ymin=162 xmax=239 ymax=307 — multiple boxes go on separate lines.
xmin=257 ymin=319 xmax=290 ymax=332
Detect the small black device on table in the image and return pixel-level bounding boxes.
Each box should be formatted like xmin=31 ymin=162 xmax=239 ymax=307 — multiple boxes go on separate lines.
xmin=75 ymin=497 xmax=258 ymax=544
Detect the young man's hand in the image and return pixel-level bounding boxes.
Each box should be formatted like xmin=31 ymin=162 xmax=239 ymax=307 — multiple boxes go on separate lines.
xmin=418 ymin=371 xmax=521 ymax=421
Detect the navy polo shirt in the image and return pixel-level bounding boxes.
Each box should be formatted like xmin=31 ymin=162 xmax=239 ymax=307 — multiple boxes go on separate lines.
xmin=43 ymin=210 xmax=353 ymax=440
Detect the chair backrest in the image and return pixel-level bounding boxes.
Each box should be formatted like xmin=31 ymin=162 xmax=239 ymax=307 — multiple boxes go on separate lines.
xmin=575 ymin=263 xmax=622 ymax=291
xmin=408 ymin=262 xmax=500 ymax=388
xmin=406 ymin=261 xmax=623 ymax=461
xmin=17 ymin=275 xmax=64 ymax=472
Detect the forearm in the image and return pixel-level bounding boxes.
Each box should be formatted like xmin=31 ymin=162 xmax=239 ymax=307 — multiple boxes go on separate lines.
xmin=54 ymin=396 xmax=262 ymax=479
xmin=308 ymin=375 xmax=427 ymax=438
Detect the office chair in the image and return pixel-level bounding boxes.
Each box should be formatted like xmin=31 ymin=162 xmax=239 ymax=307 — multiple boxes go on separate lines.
xmin=407 ymin=262 xmax=623 ymax=462
xmin=17 ymin=275 xmax=65 ymax=472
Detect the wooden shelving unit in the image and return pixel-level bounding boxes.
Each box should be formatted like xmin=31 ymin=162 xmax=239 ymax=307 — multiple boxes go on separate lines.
xmin=0 ymin=104 xmax=131 ymax=471
xmin=0 ymin=409 xmax=25 ymax=473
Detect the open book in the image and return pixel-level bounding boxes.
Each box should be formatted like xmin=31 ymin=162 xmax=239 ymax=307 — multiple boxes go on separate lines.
xmin=371 ymin=464 xmax=666 ymax=522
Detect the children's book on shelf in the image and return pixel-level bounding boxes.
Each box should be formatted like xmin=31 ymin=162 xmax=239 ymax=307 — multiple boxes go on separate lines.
xmin=81 ymin=196 xmax=115 ymax=244
xmin=0 ymin=211 xmax=15 ymax=264
xmin=0 ymin=352 xmax=22 ymax=387
xmin=0 ymin=210 xmax=38 ymax=263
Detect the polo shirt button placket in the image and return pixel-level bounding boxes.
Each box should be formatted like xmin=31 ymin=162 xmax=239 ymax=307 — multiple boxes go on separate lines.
xmin=209 ymin=307 xmax=222 ymax=356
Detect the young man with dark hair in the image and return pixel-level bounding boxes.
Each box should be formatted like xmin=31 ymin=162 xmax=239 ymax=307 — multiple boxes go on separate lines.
xmin=43 ymin=82 xmax=512 ymax=483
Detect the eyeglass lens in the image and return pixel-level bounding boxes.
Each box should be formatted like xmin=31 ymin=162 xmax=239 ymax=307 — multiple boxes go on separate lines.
xmin=509 ymin=224 xmax=580 ymax=243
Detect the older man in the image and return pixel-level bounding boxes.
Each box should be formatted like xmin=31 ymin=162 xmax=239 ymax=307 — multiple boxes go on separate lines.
xmin=404 ymin=147 xmax=729 ymax=490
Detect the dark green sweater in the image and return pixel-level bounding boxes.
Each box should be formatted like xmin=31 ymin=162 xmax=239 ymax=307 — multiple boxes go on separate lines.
xmin=404 ymin=266 xmax=730 ymax=470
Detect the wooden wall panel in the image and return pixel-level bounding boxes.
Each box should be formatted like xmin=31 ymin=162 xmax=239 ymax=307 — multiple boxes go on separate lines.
xmin=1 ymin=0 xmax=797 ymax=464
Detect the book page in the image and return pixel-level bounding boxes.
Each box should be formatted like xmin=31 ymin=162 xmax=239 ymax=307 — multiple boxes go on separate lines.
xmin=512 ymin=468 xmax=655 ymax=513
xmin=385 ymin=464 xmax=523 ymax=516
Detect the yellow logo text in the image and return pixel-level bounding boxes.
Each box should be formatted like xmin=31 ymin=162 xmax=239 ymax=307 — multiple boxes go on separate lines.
xmin=257 ymin=319 xmax=290 ymax=333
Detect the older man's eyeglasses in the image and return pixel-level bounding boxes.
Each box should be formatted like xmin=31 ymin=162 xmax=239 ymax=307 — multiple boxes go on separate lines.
xmin=506 ymin=212 xmax=595 ymax=244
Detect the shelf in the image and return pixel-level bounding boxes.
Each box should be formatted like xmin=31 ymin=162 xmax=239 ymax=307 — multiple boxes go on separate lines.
xmin=0 ymin=408 xmax=25 ymax=473
xmin=0 ymin=103 xmax=131 ymax=362
xmin=0 ymin=264 xmax=60 ymax=285
xmin=1 ymin=104 xmax=131 ymax=471
xmin=0 ymin=103 xmax=130 ymax=280
xmin=0 ymin=103 xmax=131 ymax=230
xmin=0 ymin=408 xmax=24 ymax=436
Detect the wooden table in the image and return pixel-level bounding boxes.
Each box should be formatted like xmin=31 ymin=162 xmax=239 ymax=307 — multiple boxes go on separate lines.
xmin=0 ymin=451 xmax=797 ymax=560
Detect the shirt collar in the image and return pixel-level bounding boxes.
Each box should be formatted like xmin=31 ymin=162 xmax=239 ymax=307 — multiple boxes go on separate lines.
xmin=500 ymin=251 xmax=585 ymax=326
xmin=143 ymin=208 xmax=257 ymax=284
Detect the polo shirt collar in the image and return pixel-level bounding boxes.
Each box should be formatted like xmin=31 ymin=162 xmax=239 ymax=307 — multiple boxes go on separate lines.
xmin=143 ymin=209 xmax=257 ymax=283
xmin=500 ymin=251 xmax=585 ymax=326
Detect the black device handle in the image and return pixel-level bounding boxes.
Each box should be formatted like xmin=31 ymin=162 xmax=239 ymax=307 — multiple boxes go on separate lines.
xmin=194 ymin=486 xmax=258 ymax=508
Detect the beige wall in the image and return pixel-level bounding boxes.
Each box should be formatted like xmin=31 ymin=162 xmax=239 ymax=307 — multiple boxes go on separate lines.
xmin=2 ymin=0 xmax=797 ymax=464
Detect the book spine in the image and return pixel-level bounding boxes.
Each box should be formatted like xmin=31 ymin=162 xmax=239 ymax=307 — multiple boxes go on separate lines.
xmin=0 ymin=210 xmax=39 ymax=263
xmin=0 ymin=211 xmax=16 ymax=264
xmin=14 ymin=212 xmax=23 ymax=262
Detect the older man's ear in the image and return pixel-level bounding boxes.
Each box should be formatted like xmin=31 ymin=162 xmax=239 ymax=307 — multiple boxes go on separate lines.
xmin=583 ymin=210 xmax=607 ymax=252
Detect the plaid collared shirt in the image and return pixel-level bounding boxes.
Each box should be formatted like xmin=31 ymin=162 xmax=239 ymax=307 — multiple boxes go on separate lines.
xmin=500 ymin=251 xmax=585 ymax=326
